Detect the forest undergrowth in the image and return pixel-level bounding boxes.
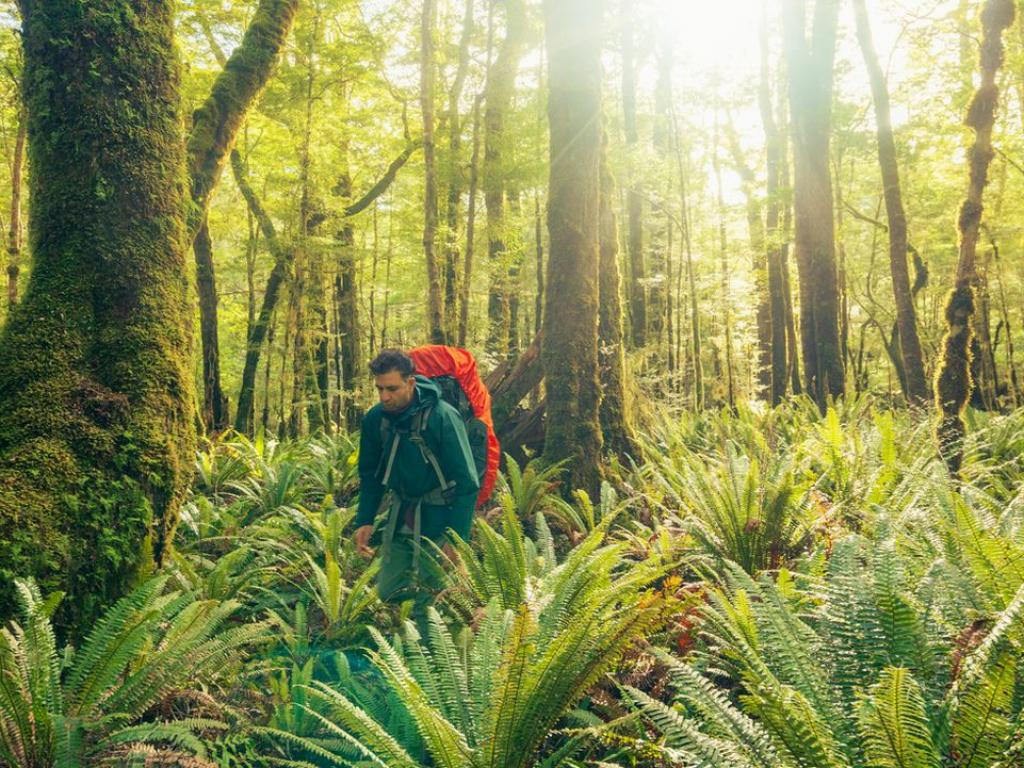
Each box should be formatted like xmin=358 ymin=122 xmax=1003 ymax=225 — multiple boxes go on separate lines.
xmin=3 ymin=396 xmax=1024 ymax=767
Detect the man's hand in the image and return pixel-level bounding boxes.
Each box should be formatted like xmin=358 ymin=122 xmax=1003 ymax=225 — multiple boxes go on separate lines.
xmin=354 ymin=525 xmax=375 ymax=558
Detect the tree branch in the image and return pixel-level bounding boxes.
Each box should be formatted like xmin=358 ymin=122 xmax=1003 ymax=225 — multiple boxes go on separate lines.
xmin=340 ymin=138 xmax=423 ymax=218
xmin=186 ymin=0 xmax=299 ymax=243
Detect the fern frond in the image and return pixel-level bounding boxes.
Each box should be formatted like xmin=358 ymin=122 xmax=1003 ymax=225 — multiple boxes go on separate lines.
xmin=857 ymin=667 xmax=940 ymax=768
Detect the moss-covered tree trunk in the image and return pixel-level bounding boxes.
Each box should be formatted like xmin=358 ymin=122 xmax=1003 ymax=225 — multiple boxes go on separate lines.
xmin=853 ymin=0 xmax=929 ymax=406
xmin=542 ymin=0 xmax=604 ymax=496
xmin=0 ymin=0 xmax=192 ymax=628
xmin=484 ymin=0 xmax=527 ymax=359
xmin=782 ymin=0 xmax=844 ymax=409
xmin=935 ymin=0 xmax=1014 ymax=473
xmin=6 ymin=108 xmax=24 ymax=311
xmin=599 ymin=133 xmax=639 ymax=459
xmin=195 ymin=216 xmax=230 ymax=431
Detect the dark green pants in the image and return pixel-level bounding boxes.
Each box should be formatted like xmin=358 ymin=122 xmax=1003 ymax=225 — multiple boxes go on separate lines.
xmin=376 ymin=528 xmax=448 ymax=636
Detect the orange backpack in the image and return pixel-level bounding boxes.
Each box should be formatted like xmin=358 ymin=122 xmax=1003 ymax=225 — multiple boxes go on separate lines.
xmin=407 ymin=345 xmax=500 ymax=508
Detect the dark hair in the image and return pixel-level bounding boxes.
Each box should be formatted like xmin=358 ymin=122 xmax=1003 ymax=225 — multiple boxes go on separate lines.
xmin=369 ymin=348 xmax=416 ymax=378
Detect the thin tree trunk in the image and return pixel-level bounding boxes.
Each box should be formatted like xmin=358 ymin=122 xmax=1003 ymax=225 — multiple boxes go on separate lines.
xmin=232 ymin=149 xmax=294 ymax=434
xmin=542 ymin=0 xmax=604 ymax=496
xmin=336 ymin=165 xmax=362 ymax=430
xmin=990 ymin=231 xmax=1021 ymax=405
xmin=622 ymin=1 xmax=646 ymax=348
xmin=935 ymin=0 xmax=1014 ymax=473
xmin=444 ymin=0 xmax=474 ymax=341
xmin=782 ymin=0 xmax=844 ymax=408
xmin=6 ymin=109 xmax=24 ymax=310
xmin=195 ymin=216 xmax=230 ymax=432
xmin=672 ymin=111 xmax=704 ymax=410
xmin=759 ymin=6 xmax=788 ymax=405
xmin=724 ymin=115 xmax=772 ymax=399
xmin=484 ymin=0 xmax=527 ymax=358
xmin=421 ymin=0 xmax=445 ymax=344
xmin=713 ymin=113 xmax=736 ymax=408
xmin=852 ymin=0 xmax=929 ymax=404
xmin=459 ymin=94 xmax=484 ymax=347
xmin=599 ymin=132 xmax=639 ymax=459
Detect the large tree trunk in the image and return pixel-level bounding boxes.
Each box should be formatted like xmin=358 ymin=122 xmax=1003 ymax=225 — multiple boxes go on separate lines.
xmin=599 ymin=133 xmax=639 ymax=459
xmin=421 ymin=0 xmax=445 ymax=344
xmin=484 ymin=0 xmax=527 ymax=359
xmin=782 ymin=0 xmax=844 ymax=409
xmin=935 ymin=0 xmax=1014 ymax=473
xmin=0 ymin=0 xmax=193 ymax=629
xmin=542 ymin=0 xmax=604 ymax=496
xmin=852 ymin=0 xmax=929 ymax=405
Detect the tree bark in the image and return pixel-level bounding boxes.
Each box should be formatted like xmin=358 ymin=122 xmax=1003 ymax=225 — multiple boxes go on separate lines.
xmin=484 ymin=0 xmax=528 ymax=359
xmin=852 ymin=0 xmax=929 ymax=405
xmin=599 ymin=132 xmax=640 ymax=459
xmin=195 ymin=216 xmax=230 ymax=432
xmin=622 ymin=2 xmax=646 ymax=348
xmin=782 ymin=0 xmax=844 ymax=409
xmin=232 ymin=149 xmax=293 ymax=435
xmin=421 ymin=0 xmax=445 ymax=344
xmin=724 ymin=115 xmax=772 ymax=400
xmin=935 ymin=0 xmax=1015 ymax=473
xmin=6 ymin=108 xmax=24 ymax=311
xmin=443 ymin=0 xmax=474 ymax=341
xmin=758 ymin=8 xmax=788 ymax=405
xmin=542 ymin=0 xmax=604 ymax=496
xmin=0 ymin=0 xmax=193 ymax=629
xmin=672 ymin=112 xmax=704 ymax=410
xmin=460 ymin=94 xmax=484 ymax=347
xmin=335 ymin=165 xmax=362 ymax=431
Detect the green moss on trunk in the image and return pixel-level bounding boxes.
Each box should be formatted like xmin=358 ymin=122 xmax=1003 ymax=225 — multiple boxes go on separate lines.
xmin=541 ymin=0 xmax=604 ymax=497
xmin=0 ymin=0 xmax=194 ymax=633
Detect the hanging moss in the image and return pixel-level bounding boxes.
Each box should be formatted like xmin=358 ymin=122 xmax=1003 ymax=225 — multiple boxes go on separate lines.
xmin=0 ymin=0 xmax=193 ymax=634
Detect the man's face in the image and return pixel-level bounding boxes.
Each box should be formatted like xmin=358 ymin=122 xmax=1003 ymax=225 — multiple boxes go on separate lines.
xmin=375 ymin=370 xmax=416 ymax=413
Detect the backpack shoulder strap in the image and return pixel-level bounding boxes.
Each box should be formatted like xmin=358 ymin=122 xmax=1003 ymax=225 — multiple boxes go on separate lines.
xmin=407 ymin=405 xmax=454 ymax=493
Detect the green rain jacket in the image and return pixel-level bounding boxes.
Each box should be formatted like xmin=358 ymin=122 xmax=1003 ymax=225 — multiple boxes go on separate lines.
xmin=355 ymin=376 xmax=480 ymax=540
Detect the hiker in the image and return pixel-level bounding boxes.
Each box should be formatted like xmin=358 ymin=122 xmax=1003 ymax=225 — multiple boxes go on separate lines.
xmin=353 ymin=348 xmax=481 ymax=623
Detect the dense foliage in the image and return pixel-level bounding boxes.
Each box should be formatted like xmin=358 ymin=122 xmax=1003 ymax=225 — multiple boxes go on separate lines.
xmin=4 ymin=401 xmax=1023 ymax=766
